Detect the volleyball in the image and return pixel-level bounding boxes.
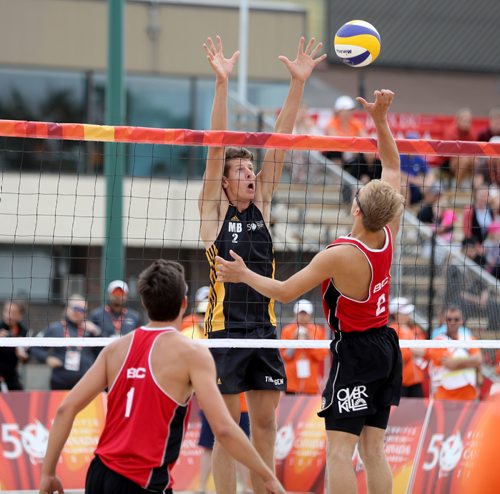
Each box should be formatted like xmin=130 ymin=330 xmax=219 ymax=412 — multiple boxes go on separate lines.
xmin=334 ymin=20 xmax=381 ymax=68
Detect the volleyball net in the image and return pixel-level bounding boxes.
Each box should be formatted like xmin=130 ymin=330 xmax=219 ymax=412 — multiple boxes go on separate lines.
xmin=0 ymin=118 xmax=499 ymax=359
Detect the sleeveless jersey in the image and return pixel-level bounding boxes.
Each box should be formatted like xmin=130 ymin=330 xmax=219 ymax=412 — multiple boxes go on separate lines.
xmin=95 ymin=327 xmax=192 ymax=491
xmin=205 ymin=203 xmax=276 ymax=333
xmin=321 ymin=226 xmax=393 ymax=333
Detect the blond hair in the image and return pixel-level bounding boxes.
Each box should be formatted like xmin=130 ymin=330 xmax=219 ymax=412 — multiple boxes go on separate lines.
xmin=359 ymin=180 xmax=404 ymax=232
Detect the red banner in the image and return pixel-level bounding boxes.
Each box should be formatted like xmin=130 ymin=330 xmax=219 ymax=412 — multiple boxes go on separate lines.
xmin=1 ymin=392 xmax=500 ymax=492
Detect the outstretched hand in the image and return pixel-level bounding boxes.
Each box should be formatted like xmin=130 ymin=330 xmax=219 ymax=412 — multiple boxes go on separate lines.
xmin=278 ymin=37 xmax=327 ymax=82
xmin=215 ymin=250 xmax=247 ymax=283
xmin=203 ymin=35 xmax=240 ymax=81
xmin=356 ymin=89 xmax=394 ymax=122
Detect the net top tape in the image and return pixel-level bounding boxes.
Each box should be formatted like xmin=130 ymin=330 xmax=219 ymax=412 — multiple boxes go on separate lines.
xmin=2 ymin=337 xmax=500 ymax=349
xmin=1 ymin=119 xmax=500 ymax=157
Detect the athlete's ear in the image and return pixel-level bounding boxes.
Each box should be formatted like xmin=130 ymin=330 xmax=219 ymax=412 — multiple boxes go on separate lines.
xmin=221 ymin=175 xmax=229 ymax=189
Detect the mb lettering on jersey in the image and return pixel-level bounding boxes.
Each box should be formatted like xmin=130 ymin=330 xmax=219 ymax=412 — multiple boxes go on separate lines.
xmin=228 ymin=222 xmax=243 ymax=233
xmin=337 ymin=385 xmax=368 ymax=414
xmin=127 ymin=367 xmax=146 ymax=379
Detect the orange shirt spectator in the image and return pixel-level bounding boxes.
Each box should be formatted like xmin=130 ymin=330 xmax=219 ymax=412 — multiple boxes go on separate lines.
xmin=181 ymin=286 xmax=209 ymax=340
xmin=280 ymin=299 xmax=329 ymax=394
xmin=423 ymin=307 xmax=482 ymax=401
xmin=389 ymin=297 xmax=427 ymax=397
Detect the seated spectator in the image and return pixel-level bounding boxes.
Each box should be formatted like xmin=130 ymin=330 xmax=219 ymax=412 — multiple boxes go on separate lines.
xmin=89 ymin=280 xmax=142 ymax=338
xmin=0 ymin=300 xmax=29 ymax=391
xmin=477 ymin=107 xmax=500 ymax=142
xmin=462 ymin=186 xmax=495 ymax=245
xmin=417 ymin=183 xmax=457 ymax=243
xmin=484 ymin=221 xmax=500 ymax=279
xmin=388 ymin=297 xmax=426 ymax=398
xmin=439 ymin=108 xmax=477 ymax=185
xmin=344 ymin=152 xmax=382 ymax=185
xmin=419 ymin=306 xmax=482 ymax=401
xmin=280 ymin=299 xmax=329 ymax=394
xmin=400 ymin=132 xmax=429 ymax=205
xmin=446 ymin=240 xmax=500 ymax=329
xmin=31 ymin=295 xmax=101 ymax=390
xmin=323 ymin=95 xmax=367 ymax=166
xmin=475 ymin=136 xmax=500 ymax=188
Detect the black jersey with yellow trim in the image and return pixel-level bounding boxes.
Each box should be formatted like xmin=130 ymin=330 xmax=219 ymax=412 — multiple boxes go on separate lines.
xmin=205 ymin=203 xmax=276 ymax=333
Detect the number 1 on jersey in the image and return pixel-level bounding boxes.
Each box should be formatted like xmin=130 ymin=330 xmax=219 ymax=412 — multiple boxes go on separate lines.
xmin=125 ymin=387 xmax=135 ymax=418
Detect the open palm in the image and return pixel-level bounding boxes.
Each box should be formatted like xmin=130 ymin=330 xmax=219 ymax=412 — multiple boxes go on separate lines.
xmin=279 ymin=37 xmax=327 ymax=82
xmin=203 ymin=35 xmax=240 ymax=80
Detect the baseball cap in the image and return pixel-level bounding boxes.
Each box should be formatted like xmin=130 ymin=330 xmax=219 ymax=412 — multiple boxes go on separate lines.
xmin=334 ymin=95 xmax=356 ymax=112
xmin=107 ymin=280 xmax=129 ymax=295
xmin=195 ymin=286 xmax=210 ymax=314
xmin=293 ymin=299 xmax=314 ymax=315
xmin=389 ymin=297 xmax=414 ymax=315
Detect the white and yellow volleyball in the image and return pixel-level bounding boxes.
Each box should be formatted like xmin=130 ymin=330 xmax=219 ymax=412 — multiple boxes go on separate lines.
xmin=334 ymin=20 xmax=381 ymax=68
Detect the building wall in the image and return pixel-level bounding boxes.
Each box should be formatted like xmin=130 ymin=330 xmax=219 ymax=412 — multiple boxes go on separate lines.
xmin=0 ymin=0 xmax=305 ymax=81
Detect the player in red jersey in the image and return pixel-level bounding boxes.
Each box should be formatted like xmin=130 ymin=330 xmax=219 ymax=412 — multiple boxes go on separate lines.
xmin=39 ymin=260 xmax=284 ymax=494
xmin=216 ymin=90 xmax=404 ymax=494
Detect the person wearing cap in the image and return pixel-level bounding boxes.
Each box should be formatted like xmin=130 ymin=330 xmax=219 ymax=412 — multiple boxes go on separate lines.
xmin=323 ymin=95 xmax=367 ymax=167
xmin=388 ymin=297 xmax=426 ymax=398
xmin=89 ymin=280 xmax=143 ymax=339
xmin=280 ymin=299 xmax=329 ymax=394
xmin=31 ymin=295 xmax=101 ymax=390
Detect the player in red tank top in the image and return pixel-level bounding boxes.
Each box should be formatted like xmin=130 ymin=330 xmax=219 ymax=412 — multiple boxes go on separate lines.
xmin=39 ymin=260 xmax=284 ymax=494
xmin=216 ymin=90 xmax=404 ymax=494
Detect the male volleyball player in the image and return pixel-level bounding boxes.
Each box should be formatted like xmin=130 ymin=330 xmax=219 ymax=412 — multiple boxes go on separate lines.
xmin=216 ymin=90 xmax=404 ymax=494
xmin=199 ymin=35 xmax=325 ymax=494
xmin=39 ymin=260 xmax=284 ymax=494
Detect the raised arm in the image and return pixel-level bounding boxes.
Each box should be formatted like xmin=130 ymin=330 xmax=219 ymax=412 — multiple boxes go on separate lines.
xmin=216 ymin=247 xmax=336 ymax=303
xmin=188 ymin=346 xmax=284 ymax=493
xmin=357 ymin=90 xmax=402 ymax=235
xmin=198 ymin=36 xmax=240 ymax=221
xmin=258 ymin=38 xmax=326 ymax=200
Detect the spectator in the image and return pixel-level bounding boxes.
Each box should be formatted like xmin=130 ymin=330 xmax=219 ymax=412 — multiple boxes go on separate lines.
xmin=280 ymin=299 xmax=329 ymax=394
xmin=484 ymin=221 xmax=500 ymax=279
xmin=323 ymin=95 xmax=367 ymax=166
xmin=446 ymin=239 xmax=500 ymax=330
xmin=462 ymin=186 xmax=495 ymax=245
xmin=475 ymin=136 xmax=500 ymax=188
xmin=440 ymin=108 xmax=477 ymax=185
xmin=400 ymin=132 xmax=429 ymax=205
xmin=420 ymin=307 xmax=482 ymax=401
xmin=89 ymin=280 xmax=142 ymax=338
xmin=181 ymin=286 xmax=209 ymax=340
xmin=0 ymin=300 xmax=29 ymax=391
xmin=31 ymin=295 xmax=101 ymax=390
xmin=477 ymin=107 xmax=500 ymax=142
xmin=388 ymin=297 xmax=426 ymax=398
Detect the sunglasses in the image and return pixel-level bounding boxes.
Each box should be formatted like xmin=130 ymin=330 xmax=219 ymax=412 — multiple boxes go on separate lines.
xmin=71 ymin=305 xmax=86 ymax=313
xmin=446 ymin=317 xmax=461 ymax=322
xmin=355 ymin=189 xmax=366 ymax=216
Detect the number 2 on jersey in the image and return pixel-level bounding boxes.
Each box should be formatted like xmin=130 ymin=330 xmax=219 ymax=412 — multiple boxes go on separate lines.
xmin=376 ymin=294 xmax=386 ymax=316
xmin=125 ymin=387 xmax=135 ymax=418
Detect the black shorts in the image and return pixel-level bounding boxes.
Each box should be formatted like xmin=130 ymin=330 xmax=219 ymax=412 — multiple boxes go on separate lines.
xmin=208 ymin=326 xmax=286 ymax=394
xmin=318 ymin=326 xmax=402 ymax=434
xmin=198 ymin=410 xmax=250 ymax=449
xmin=86 ymin=455 xmax=172 ymax=494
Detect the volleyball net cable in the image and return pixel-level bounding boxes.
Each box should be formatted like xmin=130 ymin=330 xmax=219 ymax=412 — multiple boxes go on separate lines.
xmin=0 ymin=118 xmax=499 ymax=353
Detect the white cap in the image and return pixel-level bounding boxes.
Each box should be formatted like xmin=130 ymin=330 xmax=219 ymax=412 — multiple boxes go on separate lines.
xmin=489 ymin=135 xmax=500 ymax=144
xmin=389 ymin=297 xmax=414 ymax=315
xmin=334 ymin=95 xmax=356 ymax=112
xmin=293 ymin=299 xmax=314 ymax=315
xmin=107 ymin=280 xmax=129 ymax=294
xmin=195 ymin=286 xmax=210 ymax=314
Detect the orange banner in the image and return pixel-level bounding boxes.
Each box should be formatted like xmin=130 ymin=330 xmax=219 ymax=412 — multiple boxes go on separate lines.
xmin=2 ymin=392 xmax=500 ymax=492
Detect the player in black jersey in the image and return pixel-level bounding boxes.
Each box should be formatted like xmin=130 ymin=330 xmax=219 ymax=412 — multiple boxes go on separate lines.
xmin=199 ymin=35 xmax=325 ymax=494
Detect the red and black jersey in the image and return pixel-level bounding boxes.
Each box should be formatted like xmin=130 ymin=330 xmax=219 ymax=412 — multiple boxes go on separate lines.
xmin=95 ymin=327 xmax=192 ymax=491
xmin=322 ymin=226 xmax=393 ymax=333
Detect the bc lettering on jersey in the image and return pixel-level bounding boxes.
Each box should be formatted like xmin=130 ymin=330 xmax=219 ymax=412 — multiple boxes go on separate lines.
xmin=126 ymin=367 xmax=146 ymax=379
